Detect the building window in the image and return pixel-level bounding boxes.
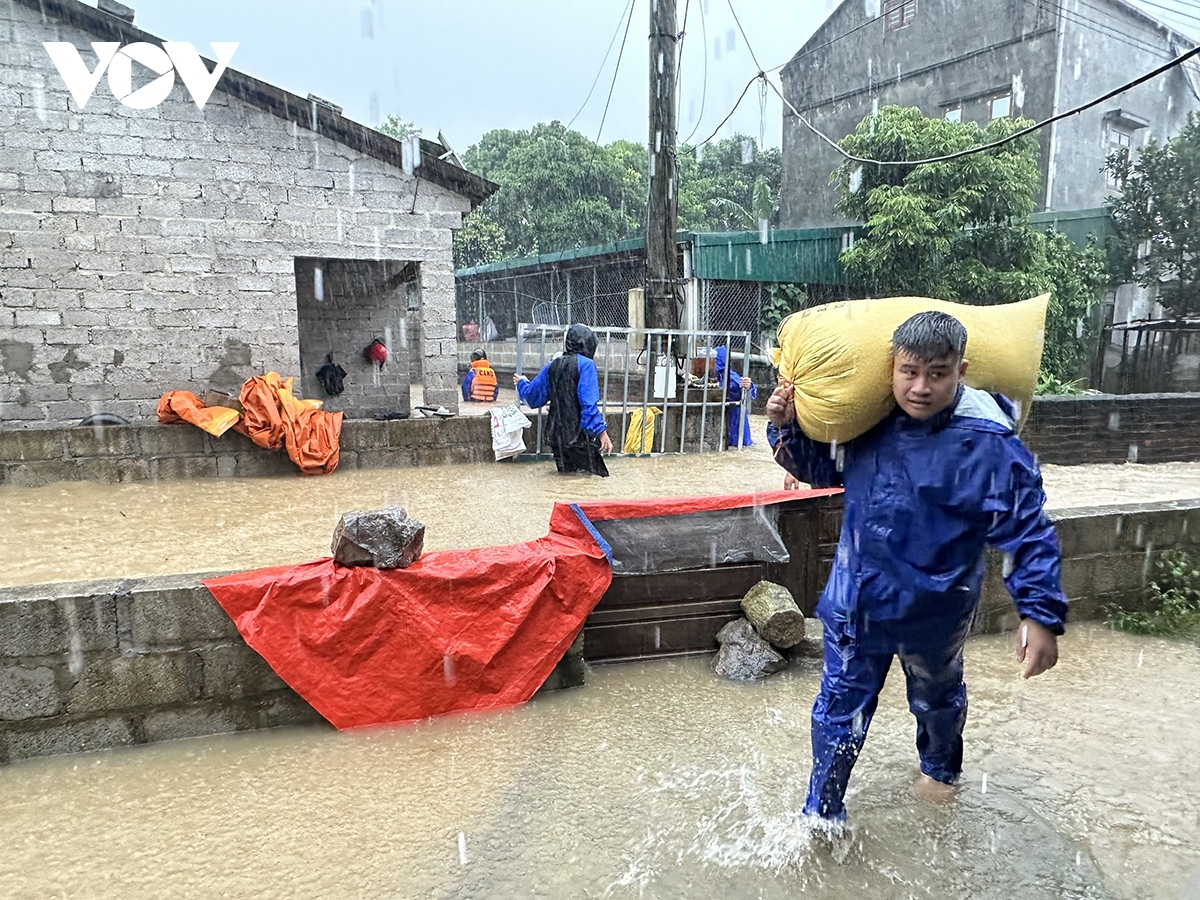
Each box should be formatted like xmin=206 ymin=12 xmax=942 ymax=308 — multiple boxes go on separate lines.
xmin=884 ymin=0 xmax=917 ymax=32
xmin=1105 ymin=125 xmax=1134 ymax=189
xmin=944 ymin=105 xmax=962 ymax=123
xmin=989 ymin=93 xmax=1012 ymax=120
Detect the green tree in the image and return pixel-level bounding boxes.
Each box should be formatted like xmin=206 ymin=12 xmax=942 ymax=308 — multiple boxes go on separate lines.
xmin=832 ymin=105 xmax=1107 ymax=381
xmin=457 ymin=122 xmax=648 ymax=264
xmin=378 ymin=115 xmax=421 ymax=141
xmin=677 ymin=134 xmax=783 ymax=232
xmin=1106 ymin=112 xmax=1200 ymax=318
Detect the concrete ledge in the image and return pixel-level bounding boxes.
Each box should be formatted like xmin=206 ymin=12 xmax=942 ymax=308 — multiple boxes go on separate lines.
xmin=0 ymin=417 xmax=494 ymax=485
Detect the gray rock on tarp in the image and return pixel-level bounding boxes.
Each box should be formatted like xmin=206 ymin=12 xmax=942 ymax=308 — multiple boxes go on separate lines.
xmin=331 ymin=506 xmax=425 ymax=569
xmin=711 ymin=618 xmax=788 ymax=681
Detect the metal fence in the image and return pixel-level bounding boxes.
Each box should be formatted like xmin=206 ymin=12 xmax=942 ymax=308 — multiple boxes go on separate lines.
xmin=1093 ymin=319 xmax=1200 ymax=393
xmin=515 ymin=324 xmax=755 ymax=457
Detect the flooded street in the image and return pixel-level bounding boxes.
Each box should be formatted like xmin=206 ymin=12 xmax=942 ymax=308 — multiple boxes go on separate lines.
xmin=1 ymin=427 xmax=1199 ymax=587
xmin=0 ymin=623 xmax=1195 ymax=899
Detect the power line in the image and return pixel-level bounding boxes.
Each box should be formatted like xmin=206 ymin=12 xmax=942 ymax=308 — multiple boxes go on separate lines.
xmin=700 ymin=73 xmax=760 ymax=145
xmin=566 ymin=0 xmax=637 ymax=132
xmin=592 ymin=0 xmax=638 ymax=146
xmin=1037 ymin=0 xmax=1178 ymax=59
xmin=771 ymin=41 xmax=1200 ymax=167
xmin=725 ymin=0 xmax=766 ymax=74
xmin=1127 ymin=0 xmax=1200 ymax=27
xmin=680 ymin=0 xmax=710 ymax=145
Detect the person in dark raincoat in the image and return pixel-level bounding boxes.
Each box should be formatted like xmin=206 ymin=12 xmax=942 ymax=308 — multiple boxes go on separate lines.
xmin=713 ymin=346 xmax=757 ymax=447
xmin=766 ymin=311 xmax=1066 ymax=822
xmin=514 ymin=324 xmax=613 ymax=476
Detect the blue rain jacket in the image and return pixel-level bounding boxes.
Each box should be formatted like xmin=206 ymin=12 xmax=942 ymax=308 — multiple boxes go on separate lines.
xmin=517 ymin=355 xmax=607 ymax=437
xmin=714 ymin=347 xmax=757 ymax=447
xmin=768 ymin=386 xmax=1067 ymax=653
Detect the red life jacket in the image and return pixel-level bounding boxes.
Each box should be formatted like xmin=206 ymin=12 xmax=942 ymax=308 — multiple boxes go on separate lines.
xmin=470 ymin=360 xmax=498 ymax=401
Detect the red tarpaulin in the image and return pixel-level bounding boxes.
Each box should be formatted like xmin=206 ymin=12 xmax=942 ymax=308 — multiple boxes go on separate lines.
xmin=203 ymin=490 xmax=833 ymax=730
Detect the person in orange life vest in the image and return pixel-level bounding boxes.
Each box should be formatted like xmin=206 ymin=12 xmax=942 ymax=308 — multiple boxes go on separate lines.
xmin=462 ymin=350 xmax=499 ymax=402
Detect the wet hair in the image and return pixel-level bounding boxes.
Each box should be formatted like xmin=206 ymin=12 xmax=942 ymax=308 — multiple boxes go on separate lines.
xmin=470 ymin=349 xmax=487 ymax=361
xmin=564 ymin=324 xmax=598 ymax=359
xmin=892 ymin=311 xmax=968 ymax=362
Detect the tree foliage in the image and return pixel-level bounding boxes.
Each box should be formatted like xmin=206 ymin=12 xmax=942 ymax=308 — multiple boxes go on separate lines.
xmin=453 ymin=126 xmax=783 ymax=268
xmin=832 ymin=105 xmax=1107 ymax=380
xmin=1106 ymin=112 xmax=1200 ymax=319
xmin=378 ymin=115 xmax=421 ymax=141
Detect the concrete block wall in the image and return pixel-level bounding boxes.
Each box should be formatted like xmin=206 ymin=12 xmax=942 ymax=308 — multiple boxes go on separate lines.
xmin=0 ymin=0 xmax=469 ymax=426
xmin=1022 ymin=393 xmax=1200 ymax=465
xmin=294 ymin=258 xmax=414 ymax=418
xmin=0 ymin=573 xmax=324 ymax=764
xmin=2 ymin=498 xmax=1196 ymax=763
xmin=0 ymin=416 xmax=495 ymax=487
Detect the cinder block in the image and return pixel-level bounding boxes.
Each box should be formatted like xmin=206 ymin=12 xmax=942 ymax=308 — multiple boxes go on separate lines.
xmin=137 ymin=424 xmax=210 ymax=458
xmin=150 ymin=456 xmax=219 ymax=480
xmin=66 ymin=651 xmax=203 ymax=714
xmin=356 ymin=448 xmax=417 ymax=470
xmin=4 ymin=459 xmax=79 ymax=486
xmin=1 ymin=715 xmax=137 ymax=762
xmin=0 ymin=665 xmax=63 ymax=720
xmin=76 ymin=457 xmax=151 ymax=484
xmin=0 ymin=593 xmax=118 ymax=658
xmin=140 ymin=704 xmax=246 ymax=743
xmin=66 ymin=424 xmax=138 ymax=458
xmin=246 ymin=690 xmax=324 ymax=729
xmin=125 ymin=586 xmax=240 ymax=648
xmin=198 ymin=643 xmax=287 ymax=700
xmin=0 ymin=428 xmax=66 ymax=462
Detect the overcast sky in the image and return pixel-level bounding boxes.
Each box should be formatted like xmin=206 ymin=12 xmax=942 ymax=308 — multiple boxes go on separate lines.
xmin=79 ymin=0 xmax=1200 ymax=152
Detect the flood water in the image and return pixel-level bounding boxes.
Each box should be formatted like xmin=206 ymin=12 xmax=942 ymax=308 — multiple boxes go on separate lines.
xmin=2 ymin=424 xmax=1200 ymax=588
xmin=0 ymin=623 xmax=1196 ymax=899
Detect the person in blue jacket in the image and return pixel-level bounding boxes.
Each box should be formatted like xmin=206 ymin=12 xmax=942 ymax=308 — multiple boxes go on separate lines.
xmin=714 ymin=346 xmax=757 ymax=447
xmin=765 ymin=310 xmax=1066 ymax=823
xmin=514 ymin=324 xmax=613 ymax=476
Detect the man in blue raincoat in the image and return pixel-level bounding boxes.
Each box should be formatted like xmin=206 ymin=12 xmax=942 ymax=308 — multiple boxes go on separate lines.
xmin=766 ymin=311 xmax=1066 ymax=822
xmin=714 ymin=346 xmax=757 ymax=447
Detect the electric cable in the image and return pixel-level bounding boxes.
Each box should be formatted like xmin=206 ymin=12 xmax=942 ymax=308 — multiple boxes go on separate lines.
xmin=566 ymin=0 xmax=637 ymax=132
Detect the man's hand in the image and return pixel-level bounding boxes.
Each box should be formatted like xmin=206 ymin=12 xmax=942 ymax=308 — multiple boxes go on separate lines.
xmin=740 ymin=376 xmax=753 ymax=392
xmin=783 ymin=472 xmax=801 ymax=490
xmin=766 ymin=381 xmax=795 ymax=427
xmin=513 ymin=373 xmax=525 ymax=386
xmin=599 ymin=431 xmax=613 ymax=454
xmin=1018 ymin=618 xmax=1058 ymax=679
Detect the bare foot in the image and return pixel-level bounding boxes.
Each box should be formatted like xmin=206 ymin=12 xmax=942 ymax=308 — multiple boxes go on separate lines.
xmin=912 ymin=774 xmax=957 ymax=804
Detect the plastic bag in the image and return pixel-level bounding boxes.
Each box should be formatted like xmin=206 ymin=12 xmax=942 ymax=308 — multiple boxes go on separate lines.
xmin=772 ymin=293 xmax=1049 ymax=443
xmin=491 ymin=404 xmax=532 ymax=461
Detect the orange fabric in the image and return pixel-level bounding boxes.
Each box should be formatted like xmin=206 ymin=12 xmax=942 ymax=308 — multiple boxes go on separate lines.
xmin=234 ymin=372 xmax=342 ymax=475
xmin=469 ymin=359 xmax=498 ymax=402
xmin=155 ymin=390 xmax=240 ymax=437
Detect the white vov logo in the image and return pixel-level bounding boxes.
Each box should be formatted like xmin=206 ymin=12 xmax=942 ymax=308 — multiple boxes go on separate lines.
xmin=43 ymin=42 xmax=239 ymax=110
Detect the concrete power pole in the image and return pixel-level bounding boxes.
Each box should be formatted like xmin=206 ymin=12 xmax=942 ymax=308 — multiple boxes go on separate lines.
xmin=646 ymin=0 xmax=679 ymax=332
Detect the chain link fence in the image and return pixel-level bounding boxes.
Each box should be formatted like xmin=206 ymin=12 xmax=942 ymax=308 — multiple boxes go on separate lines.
xmin=456 ymin=258 xmax=644 ymax=341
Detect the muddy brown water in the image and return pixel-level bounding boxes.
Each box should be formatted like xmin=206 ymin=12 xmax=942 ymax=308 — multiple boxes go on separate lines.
xmin=2 ymin=421 xmax=1200 ymax=587
xmin=0 ymin=624 xmax=1197 ymax=899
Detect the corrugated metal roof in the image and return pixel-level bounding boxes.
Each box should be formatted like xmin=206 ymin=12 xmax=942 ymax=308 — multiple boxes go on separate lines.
xmin=691 ymin=229 xmax=853 ymax=283
xmin=455 ymin=209 xmax=1112 ymax=282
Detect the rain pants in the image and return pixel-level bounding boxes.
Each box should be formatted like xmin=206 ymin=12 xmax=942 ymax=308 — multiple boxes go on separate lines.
xmin=767 ymin=385 xmax=1067 ymax=820
xmin=714 ymin=347 xmax=757 ymax=447
xmin=518 ymin=325 xmax=609 ymax=476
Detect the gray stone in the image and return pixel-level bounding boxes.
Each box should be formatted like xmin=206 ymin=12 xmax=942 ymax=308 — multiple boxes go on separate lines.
xmin=2 ymin=715 xmax=139 ymax=762
xmin=740 ymin=581 xmax=806 ymax=648
xmin=332 ymin=506 xmax=425 ymax=569
xmin=711 ymin=618 xmax=788 ymax=681
xmin=66 ymin=651 xmax=202 ymax=714
xmin=0 ymin=665 xmax=63 ymax=720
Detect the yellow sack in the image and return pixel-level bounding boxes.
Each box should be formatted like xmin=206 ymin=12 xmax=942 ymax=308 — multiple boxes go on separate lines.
xmin=623 ymin=407 xmax=662 ymax=453
xmin=771 ymin=294 xmax=1049 ymax=443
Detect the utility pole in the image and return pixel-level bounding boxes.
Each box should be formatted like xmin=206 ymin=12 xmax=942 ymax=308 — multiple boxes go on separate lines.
xmin=646 ymin=0 xmax=679 ymax=332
